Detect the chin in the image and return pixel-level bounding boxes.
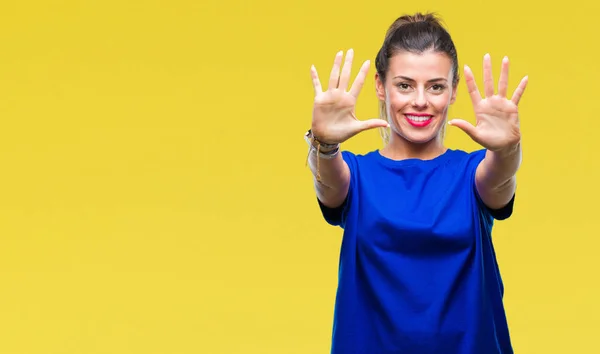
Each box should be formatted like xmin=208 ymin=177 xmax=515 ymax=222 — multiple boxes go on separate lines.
xmin=401 ymin=132 xmax=439 ymax=144
xmin=394 ymin=120 xmax=442 ymax=144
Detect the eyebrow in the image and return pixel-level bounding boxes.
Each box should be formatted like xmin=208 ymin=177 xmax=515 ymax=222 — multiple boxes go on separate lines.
xmin=393 ymin=76 xmax=448 ymax=83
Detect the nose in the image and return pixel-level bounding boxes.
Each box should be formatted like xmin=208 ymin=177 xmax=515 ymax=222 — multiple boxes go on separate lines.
xmin=412 ymin=89 xmax=428 ymax=108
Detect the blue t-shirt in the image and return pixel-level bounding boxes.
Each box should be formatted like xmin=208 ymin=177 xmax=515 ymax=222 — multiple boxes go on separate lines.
xmin=318 ymin=148 xmax=514 ymax=354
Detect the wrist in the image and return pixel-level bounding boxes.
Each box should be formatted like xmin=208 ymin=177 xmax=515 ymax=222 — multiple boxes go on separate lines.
xmin=312 ymin=141 xmax=338 ymax=153
xmin=304 ymin=129 xmax=341 ymax=182
xmin=304 ymin=129 xmax=341 ymax=160
xmin=490 ymin=142 xmax=521 ymax=159
xmin=305 ymin=129 xmax=340 ymax=152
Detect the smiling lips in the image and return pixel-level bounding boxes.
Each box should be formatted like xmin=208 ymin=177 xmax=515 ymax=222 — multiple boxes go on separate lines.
xmin=404 ymin=113 xmax=434 ymax=127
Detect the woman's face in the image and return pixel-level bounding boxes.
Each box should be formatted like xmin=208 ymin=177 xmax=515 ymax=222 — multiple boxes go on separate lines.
xmin=376 ymin=50 xmax=457 ymax=145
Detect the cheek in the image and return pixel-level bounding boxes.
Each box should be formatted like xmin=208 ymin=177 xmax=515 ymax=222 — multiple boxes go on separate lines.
xmin=387 ymin=91 xmax=411 ymax=108
xmin=429 ymin=94 xmax=453 ymax=112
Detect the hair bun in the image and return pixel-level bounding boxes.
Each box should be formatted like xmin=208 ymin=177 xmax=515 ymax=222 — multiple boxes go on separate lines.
xmin=385 ymin=12 xmax=444 ymax=39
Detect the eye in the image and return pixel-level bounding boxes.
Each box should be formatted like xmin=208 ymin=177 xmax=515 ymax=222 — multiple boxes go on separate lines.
xmin=396 ymin=83 xmax=411 ymax=91
xmin=430 ymin=84 xmax=446 ymax=92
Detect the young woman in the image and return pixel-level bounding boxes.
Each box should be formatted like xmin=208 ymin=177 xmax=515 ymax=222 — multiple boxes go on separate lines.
xmin=305 ymin=12 xmax=528 ymax=353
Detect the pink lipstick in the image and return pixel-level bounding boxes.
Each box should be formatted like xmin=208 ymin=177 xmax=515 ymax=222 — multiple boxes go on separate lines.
xmin=404 ymin=113 xmax=433 ymax=127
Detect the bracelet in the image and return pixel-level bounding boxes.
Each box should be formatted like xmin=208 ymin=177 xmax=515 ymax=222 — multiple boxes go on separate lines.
xmin=304 ymin=129 xmax=341 ymax=182
xmin=304 ymin=130 xmax=340 ymax=151
xmin=308 ymin=144 xmax=340 ymax=159
xmin=304 ymin=132 xmax=340 ymax=159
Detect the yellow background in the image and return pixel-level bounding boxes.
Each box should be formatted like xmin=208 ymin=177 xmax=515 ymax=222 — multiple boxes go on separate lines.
xmin=0 ymin=0 xmax=597 ymax=353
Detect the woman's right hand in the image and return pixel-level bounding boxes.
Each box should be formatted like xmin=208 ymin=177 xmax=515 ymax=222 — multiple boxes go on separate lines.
xmin=310 ymin=49 xmax=390 ymax=145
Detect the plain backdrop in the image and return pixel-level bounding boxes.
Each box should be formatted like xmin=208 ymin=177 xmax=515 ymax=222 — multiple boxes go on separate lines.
xmin=0 ymin=0 xmax=597 ymax=353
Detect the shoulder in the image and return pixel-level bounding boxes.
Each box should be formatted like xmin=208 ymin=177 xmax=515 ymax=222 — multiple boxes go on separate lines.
xmin=445 ymin=148 xmax=486 ymax=164
xmin=431 ymin=148 xmax=515 ymax=220
xmin=339 ymin=149 xmax=377 ymax=163
xmin=451 ymin=148 xmax=515 ymax=220
xmin=316 ymin=150 xmax=380 ymax=227
xmin=338 ymin=149 xmax=381 ymax=174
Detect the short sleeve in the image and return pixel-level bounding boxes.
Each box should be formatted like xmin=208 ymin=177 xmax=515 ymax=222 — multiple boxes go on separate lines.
xmin=316 ymin=151 xmax=356 ymax=228
xmin=486 ymin=193 xmax=515 ymax=220
xmin=469 ymin=149 xmax=516 ymax=221
xmin=317 ymin=197 xmax=347 ymax=226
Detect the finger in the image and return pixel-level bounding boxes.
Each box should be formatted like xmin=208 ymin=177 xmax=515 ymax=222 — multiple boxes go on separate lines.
xmin=356 ymin=118 xmax=390 ymax=133
xmin=338 ymin=49 xmax=354 ymax=91
xmin=483 ymin=53 xmax=494 ymax=97
xmin=448 ymin=118 xmax=478 ymax=140
xmin=349 ymin=60 xmax=370 ymax=98
xmin=328 ymin=51 xmax=344 ymax=90
xmin=511 ymin=75 xmax=529 ymax=105
xmin=498 ymin=56 xmax=509 ymax=98
xmin=310 ymin=65 xmax=322 ymax=96
xmin=464 ymin=65 xmax=482 ymax=105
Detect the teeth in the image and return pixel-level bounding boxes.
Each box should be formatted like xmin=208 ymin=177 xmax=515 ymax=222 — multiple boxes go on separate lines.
xmin=406 ymin=115 xmax=432 ymax=122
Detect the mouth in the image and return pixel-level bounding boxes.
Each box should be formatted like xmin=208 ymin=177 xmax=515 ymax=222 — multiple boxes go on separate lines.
xmin=404 ymin=113 xmax=434 ymax=127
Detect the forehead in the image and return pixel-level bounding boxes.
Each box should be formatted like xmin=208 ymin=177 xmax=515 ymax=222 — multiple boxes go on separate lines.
xmin=387 ymin=50 xmax=453 ymax=80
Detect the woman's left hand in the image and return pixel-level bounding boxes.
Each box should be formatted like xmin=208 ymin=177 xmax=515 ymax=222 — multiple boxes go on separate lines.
xmin=448 ymin=54 xmax=528 ymax=152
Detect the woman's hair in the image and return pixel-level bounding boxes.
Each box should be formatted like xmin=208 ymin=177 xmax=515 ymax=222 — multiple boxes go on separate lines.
xmin=375 ymin=12 xmax=458 ymax=145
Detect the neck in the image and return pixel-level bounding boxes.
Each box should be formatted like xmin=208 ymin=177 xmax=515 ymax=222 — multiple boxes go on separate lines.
xmin=381 ymin=133 xmax=446 ymax=161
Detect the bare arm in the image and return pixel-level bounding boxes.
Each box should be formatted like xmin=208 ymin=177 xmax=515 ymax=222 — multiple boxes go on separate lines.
xmin=306 ymin=49 xmax=388 ymax=208
xmin=475 ymin=143 xmax=521 ymax=210
xmin=307 ymin=141 xmax=350 ymax=208
xmin=448 ymin=55 xmax=528 ymax=213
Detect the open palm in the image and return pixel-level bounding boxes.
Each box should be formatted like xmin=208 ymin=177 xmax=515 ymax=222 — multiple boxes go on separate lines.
xmin=449 ymin=54 xmax=528 ymax=152
xmin=310 ymin=49 xmax=389 ymax=144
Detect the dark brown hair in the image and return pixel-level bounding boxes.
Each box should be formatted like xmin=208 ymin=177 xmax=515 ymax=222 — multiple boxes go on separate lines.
xmin=375 ymin=12 xmax=459 ymax=86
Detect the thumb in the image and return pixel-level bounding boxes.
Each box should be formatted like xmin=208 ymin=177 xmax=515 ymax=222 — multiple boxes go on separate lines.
xmin=448 ymin=118 xmax=477 ymax=139
xmin=357 ymin=118 xmax=390 ymax=133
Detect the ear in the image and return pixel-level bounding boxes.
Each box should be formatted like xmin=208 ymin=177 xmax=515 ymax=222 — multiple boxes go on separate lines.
xmin=450 ymin=81 xmax=458 ymax=104
xmin=375 ymin=73 xmax=386 ymax=101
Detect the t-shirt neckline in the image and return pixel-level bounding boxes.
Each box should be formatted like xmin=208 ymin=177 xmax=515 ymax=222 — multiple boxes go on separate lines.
xmin=371 ymin=148 xmax=456 ymax=168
